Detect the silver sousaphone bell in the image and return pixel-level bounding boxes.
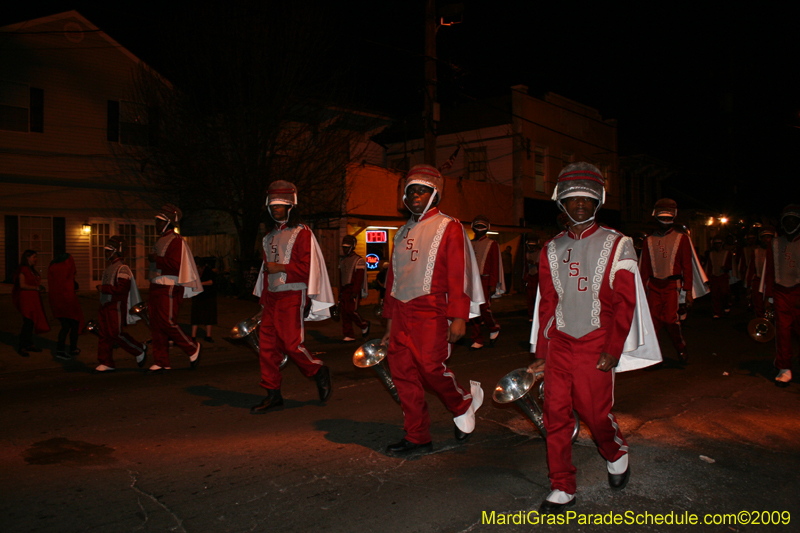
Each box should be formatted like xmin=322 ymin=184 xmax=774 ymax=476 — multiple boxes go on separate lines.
xmin=353 ymin=339 xmax=400 ymax=403
xmin=85 ymin=319 xmax=100 ymax=336
xmin=230 ymin=307 xmax=288 ymax=368
xmin=493 ymin=368 xmax=580 ymax=442
xmin=748 ymin=308 xmax=776 ymax=343
xmin=129 ymin=302 xmax=150 ymax=327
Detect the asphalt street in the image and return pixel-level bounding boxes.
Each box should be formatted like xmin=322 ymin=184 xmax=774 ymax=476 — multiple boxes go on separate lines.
xmin=1 ymin=292 xmax=799 ymax=533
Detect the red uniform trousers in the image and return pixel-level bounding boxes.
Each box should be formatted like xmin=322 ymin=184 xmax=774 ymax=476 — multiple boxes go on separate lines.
xmin=524 ymin=273 xmax=539 ymax=317
xmin=645 ymin=278 xmax=686 ymax=351
xmin=386 ymin=293 xmax=472 ymax=444
xmin=97 ymin=301 xmax=145 ymax=367
xmin=340 ymin=290 xmax=368 ymax=338
xmin=708 ymin=274 xmax=731 ymax=316
xmin=544 ymin=329 xmax=628 ymax=495
xmin=258 ymin=289 xmax=323 ymax=389
xmin=149 ymin=284 xmax=197 ymax=367
xmin=751 ymin=279 xmax=765 ymax=317
xmin=774 ymin=285 xmax=800 ymax=370
xmin=469 ymin=277 xmax=500 ymax=345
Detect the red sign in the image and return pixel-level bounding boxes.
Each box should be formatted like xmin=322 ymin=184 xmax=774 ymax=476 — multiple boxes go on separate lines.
xmin=366 ymin=230 xmax=387 ymax=243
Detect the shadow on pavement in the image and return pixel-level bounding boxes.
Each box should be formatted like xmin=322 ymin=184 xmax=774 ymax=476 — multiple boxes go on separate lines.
xmin=314 ymin=418 xmax=404 ymax=454
xmin=185 ymin=384 xmax=319 ymax=410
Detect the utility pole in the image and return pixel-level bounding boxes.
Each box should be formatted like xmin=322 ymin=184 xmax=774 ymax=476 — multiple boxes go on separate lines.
xmin=424 ymin=0 xmax=437 ymax=167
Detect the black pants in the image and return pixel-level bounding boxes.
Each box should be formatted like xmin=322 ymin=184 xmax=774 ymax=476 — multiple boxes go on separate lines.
xmin=20 ymin=318 xmax=34 ymax=349
xmin=57 ymin=318 xmax=80 ymax=352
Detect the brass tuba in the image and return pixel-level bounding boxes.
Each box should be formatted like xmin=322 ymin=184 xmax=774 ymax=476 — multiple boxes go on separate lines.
xmin=129 ymin=302 xmax=150 ymax=327
xmin=748 ymin=308 xmax=776 ymax=343
xmin=353 ymin=339 xmax=400 ymax=403
xmin=493 ymin=368 xmax=580 ymax=442
xmin=230 ymin=307 xmax=287 ymax=368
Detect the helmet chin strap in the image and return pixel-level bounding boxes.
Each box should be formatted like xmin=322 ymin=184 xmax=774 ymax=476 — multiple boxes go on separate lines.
xmin=558 ymin=200 xmax=600 ymax=227
xmin=782 ymin=217 xmax=800 ymax=236
xmin=269 ymin=204 xmax=292 ymax=224
xmin=403 ymin=191 xmax=438 ymax=220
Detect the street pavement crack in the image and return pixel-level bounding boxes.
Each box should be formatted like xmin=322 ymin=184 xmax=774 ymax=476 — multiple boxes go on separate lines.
xmin=128 ymin=469 xmax=187 ymax=533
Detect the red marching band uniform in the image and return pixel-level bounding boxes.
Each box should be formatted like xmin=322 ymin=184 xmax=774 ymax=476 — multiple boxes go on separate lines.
xmin=530 ymin=162 xmax=661 ymax=513
xmin=762 ymin=205 xmax=800 ymax=385
xmin=383 ymin=164 xmax=485 ymax=452
xmin=147 ymin=205 xmax=203 ymax=371
xmin=338 ymin=237 xmax=370 ymax=341
xmin=705 ymin=238 xmax=733 ymax=318
xmin=746 ymin=226 xmax=775 ymax=318
xmin=524 ymin=240 xmax=541 ymax=319
xmin=468 ymin=217 xmax=504 ymax=348
xmin=96 ymin=238 xmax=146 ymax=371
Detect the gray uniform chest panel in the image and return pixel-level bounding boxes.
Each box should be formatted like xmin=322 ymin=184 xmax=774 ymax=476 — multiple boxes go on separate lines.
xmin=263 ymin=226 xmax=306 ymax=292
xmin=753 ymin=248 xmax=767 ymax=276
xmin=548 ymin=229 xmax=619 ymax=339
xmin=100 ymin=262 xmax=131 ymax=305
xmin=472 ymin=238 xmax=493 ymax=274
xmin=708 ymin=250 xmax=729 ymax=277
xmin=340 ymin=255 xmax=364 ymax=286
xmin=391 ymin=214 xmax=452 ymax=303
xmin=149 ymin=233 xmax=177 ymax=280
xmin=773 ymin=236 xmax=800 ymax=288
xmin=647 ymin=231 xmax=683 ymax=279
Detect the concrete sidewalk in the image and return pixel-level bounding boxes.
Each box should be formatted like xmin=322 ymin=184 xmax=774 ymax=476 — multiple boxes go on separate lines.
xmin=0 ymin=289 xmax=531 ymax=375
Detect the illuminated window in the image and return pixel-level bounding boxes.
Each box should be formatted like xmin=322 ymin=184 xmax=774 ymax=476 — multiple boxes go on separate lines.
xmin=465 ymin=147 xmax=487 ymax=181
xmin=91 ymin=223 xmax=111 ymax=281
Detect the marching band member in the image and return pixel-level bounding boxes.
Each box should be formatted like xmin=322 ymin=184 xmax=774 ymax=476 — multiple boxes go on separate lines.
xmin=747 ymin=226 xmax=775 ymax=318
xmin=705 ymin=236 xmax=733 ymax=319
xmin=639 ymin=199 xmax=701 ymax=362
xmin=763 ymin=205 xmax=800 ymax=386
xmin=380 ymin=164 xmax=485 ymax=456
xmin=338 ymin=235 xmax=370 ymax=342
xmin=468 ymin=215 xmax=504 ymax=349
xmin=13 ymin=250 xmax=50 ymax=356
xmin=523 ymin=236 xmax=541 ymax=321
xmin=47 ymin=253 xmax=85 ymax=360
xmin=251 ymin=181 xmax=335 ymax=413
xmin=529 ymin=162 xmax=661 ymax=514
xmin=146 ymin=204 xmax=203 ymax=373
xmin=94 ymin=236 xmax=147 ymax=373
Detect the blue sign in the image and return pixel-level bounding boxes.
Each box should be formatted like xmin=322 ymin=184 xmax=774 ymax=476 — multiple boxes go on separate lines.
xmin=365 ymin=253 xmax=381 ymax=270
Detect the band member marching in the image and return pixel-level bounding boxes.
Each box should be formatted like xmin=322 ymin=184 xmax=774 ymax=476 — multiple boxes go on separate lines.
xmin=380 ymin=164 xmax=485 ymax=456
xmin=747 ymin=226 xmax=776 ymax=318
xmin=705 ymin=236 xmax=733 ymax=319
xmin=468 ymin=215 xmax=504 ymax=349
xmin=93 ymin=236 xmax=147 ymax=373
xmin=529 ymin=162 xmax=661 ymax=514
xmin=639 ymin=199 xmax=705 ymax=362
xmin=339 ymin=235 xmax=370 ymax=342
xmin=146 ymin=204 xmax=203 ymax=374
xmin=251 ymin=181 xmax=335 ymax=413
xmin=762 ymin=205 xmax=800 ymax=386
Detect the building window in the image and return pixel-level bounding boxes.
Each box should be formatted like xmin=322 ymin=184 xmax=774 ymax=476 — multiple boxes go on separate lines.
xmin=0 ymin=81 xmax=43 ymax=133
xmin=107 ymin=100 xmax=150 ymax=145
xmin=19 ymin=216 xmax=53 ymax=274
xmin=91 ymin=223 xmax=111 ymax=281
xmin=465 ymin=147 xmax=487 ymax=181
xmin=118 ymin=224 xmax=138 ymax=282
xmin=535 ymin=146 xmax=547 ymax=193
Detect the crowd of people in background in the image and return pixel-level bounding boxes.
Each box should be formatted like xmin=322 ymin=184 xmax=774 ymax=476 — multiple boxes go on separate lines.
xmin=9 ymin=163 xmax=800 ymax=516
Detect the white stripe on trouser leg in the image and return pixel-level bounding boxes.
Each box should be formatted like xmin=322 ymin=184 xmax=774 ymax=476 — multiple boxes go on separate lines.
xmin=453 ymin=380 xmax=484 ymax=433
xmin=608 ymin=413 xmax=629 ymax=452
xmin=299 ymin=289 xmax=306 ymax=344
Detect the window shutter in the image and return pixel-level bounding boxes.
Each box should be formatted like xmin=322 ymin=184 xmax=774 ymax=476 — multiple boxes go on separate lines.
xmin=53 ymin=217 xmax=66 ymax=255
xmin=4 ymin=215 xmax=19 ymax=283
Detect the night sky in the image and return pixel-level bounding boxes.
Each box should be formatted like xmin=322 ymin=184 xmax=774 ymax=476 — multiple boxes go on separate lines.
xmin=3 ymin=1 xmax=799 ymax=217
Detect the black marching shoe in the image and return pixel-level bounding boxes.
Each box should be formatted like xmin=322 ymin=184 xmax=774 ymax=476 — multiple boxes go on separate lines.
xmin=250 ymin=389 xmax=284 ymax=414
xmin=538 ymin=497 xmax=576 ymax=515
xmin=678 ymin=348 xmax=688 ymax=364
xmin=189 ymin=344 xmax=202 ymax=370
xmin=314 ymin=365 xmax=332 ymax=402
xmin=454 ymin=424 xmax=472 ymax=442
xmin=55 ymin=349 xmax=71 ymax=361
xmin=386 ymin=438 xmax=433 ymax=456
xmin=361 ymin=321 xmax=371 ymax=338
xmin=608 ymin=467 xmax=631 ymax=491
xmin=136 ymin=345 xmax=148 ymax=368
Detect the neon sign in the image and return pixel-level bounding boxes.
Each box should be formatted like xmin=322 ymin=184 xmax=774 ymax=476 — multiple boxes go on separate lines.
xmin=366 ymin=230 xmax=387 ymax=243
xmin=365 ymin=253 xmax=381 ymax=270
